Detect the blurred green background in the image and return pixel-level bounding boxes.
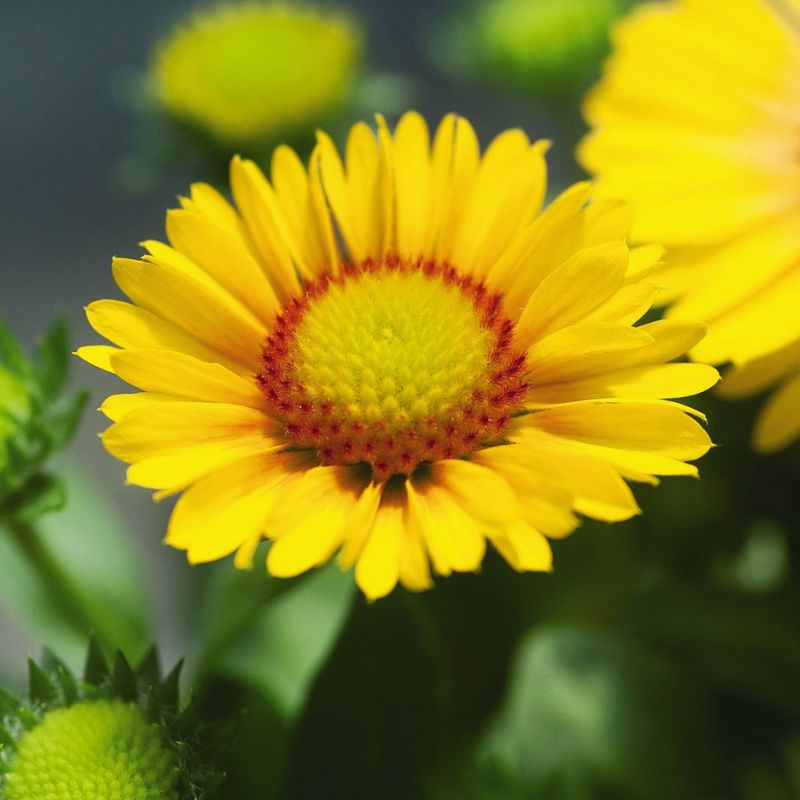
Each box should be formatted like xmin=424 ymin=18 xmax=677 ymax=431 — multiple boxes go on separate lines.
xmin=2 ymin=0 xmax=800 ymax=797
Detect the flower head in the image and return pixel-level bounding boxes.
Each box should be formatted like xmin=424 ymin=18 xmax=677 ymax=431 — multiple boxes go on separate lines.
xmin=79 ymin=112 xmax=717 ymax=599
xmin=580 ymin=0 xmax=800 ymax=451
xmin=0 ymin=644 xmax=222 ymax=799
xmin=152 ymin=2 xmax=361 ymax=144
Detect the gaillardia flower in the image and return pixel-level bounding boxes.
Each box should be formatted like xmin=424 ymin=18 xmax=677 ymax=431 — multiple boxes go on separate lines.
xmin=79 ymin=113 xmax=717 ymax=599
xmin=152 ymin=2 xmax=361 ymax=144
xmin=580 ymin=0 xmax=800 ymax=452
xmin=0 ymin=645 xmax=222 ymax=799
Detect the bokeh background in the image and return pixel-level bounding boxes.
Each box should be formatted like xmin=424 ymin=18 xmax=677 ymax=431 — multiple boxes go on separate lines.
xmin=3 ymin=1 xmax=800 ymax=798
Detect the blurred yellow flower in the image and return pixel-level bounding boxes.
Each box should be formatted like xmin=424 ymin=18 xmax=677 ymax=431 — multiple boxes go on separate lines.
xmin=580 ymin=0 xmax=800 ymax=452
xmin=79 ymin=113 xmax=716 ymax=599
xmin=152 ymin=2 xmax=361 ymax=143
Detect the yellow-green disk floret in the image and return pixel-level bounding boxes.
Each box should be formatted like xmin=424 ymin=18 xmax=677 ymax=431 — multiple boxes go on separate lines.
xmin=6 ymin=700 xmax=178 ymax=800
xmin=292 ymin=269 xmax=493 ymax=427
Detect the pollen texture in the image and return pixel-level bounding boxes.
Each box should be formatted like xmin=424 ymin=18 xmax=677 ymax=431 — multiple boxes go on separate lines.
xmin=259 ymin=257 xmax=528 ymax=480
xmin=6 ymin=700 xmax=178 ymax=800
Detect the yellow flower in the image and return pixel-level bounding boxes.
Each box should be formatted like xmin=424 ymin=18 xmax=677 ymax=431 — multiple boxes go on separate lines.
xmin=580 ymin=0 xmax=800 ymax=452
xmin=152 ymin=2 xmax=361 ymax=144
xmin=78 ymin=113 xmax=717 ymax=599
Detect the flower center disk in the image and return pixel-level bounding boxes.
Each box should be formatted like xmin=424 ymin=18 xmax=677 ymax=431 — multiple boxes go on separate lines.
xmin=259 ymin=258 xmax=528 ymax=480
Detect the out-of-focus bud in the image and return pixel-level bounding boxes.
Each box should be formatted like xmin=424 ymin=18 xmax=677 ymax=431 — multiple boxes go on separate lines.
xmin=448 ymin=0 xmax=629 ymax=99
xmin=151 ymin=2 xmax=362 ymax=146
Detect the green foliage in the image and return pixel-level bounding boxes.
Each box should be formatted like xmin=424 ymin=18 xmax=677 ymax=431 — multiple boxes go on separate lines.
xmin=479 ymin=627 xmax=727 ymax=799
xmin=0 ymin=318 xmax=88 ymax=522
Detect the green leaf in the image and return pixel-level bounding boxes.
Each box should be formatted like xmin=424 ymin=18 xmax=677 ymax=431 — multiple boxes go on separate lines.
xmin=6 ymin=473 xmax=66 ymax=521
xmin=623 ymin=583 xmax=800 ymax=716
xmin=111 ymin=651 xmax=138 ymax=701
xmin=84 ymin=637 xmax=109 ymax=686
xmin=480 ymin=626 xmax=729 ymax=800
xmin=212 ymin=561 xmax=355 ymax=721
xmin=27 ymin=658 xmax=57 ymax=706
xmin=282 ymin=591 xmax=451 ymax=800
xmin=0 ymin=319 xmax=28 ymax=377
xmin=35 ymin=319 xmax=70 ymax=398
xmin=45 ymin=389 xmax=89 ymax=451
xmin=0 ymin=463 xmax=151 ymax=678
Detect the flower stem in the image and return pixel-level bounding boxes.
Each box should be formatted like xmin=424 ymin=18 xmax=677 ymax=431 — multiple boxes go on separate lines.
xmin=4 ymin=516 xmax=113 ymax=647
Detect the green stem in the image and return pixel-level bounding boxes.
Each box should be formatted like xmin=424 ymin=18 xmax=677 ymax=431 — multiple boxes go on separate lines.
xmin=4 ymin=516 xmax=113 ymax=648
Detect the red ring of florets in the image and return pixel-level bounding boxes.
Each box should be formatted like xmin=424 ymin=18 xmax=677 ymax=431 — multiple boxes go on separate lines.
xmin=256 ymin=255 xmax=528 ymax=481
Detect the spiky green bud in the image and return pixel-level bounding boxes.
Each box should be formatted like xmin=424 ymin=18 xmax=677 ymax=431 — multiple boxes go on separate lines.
xmin=0 ymin=643 xmax=224 ymax=800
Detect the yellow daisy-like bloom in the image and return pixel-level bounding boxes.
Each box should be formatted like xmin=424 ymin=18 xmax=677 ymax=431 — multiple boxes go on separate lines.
xmin=580 ymin=0 xmax=800 ymax=452
xmin=78 ymin=113 xmax=717 ymax=599
xmin=152 ymin=2 xmax=361 ymax=144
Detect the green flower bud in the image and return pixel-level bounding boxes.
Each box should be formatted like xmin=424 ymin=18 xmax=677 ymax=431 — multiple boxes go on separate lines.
xmin=0 ymin=643 xmax=224 ymax=800
xmin=151 ymin=2 xmax=362 ymax=146
xmin=455 ymin=0 xmax=629 ymax=98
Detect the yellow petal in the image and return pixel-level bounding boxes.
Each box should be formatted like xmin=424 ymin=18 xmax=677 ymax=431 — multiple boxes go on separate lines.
xmin=472 ymin=445 xmax=578 ymax=539
xmin=523 ymin=434 xmax=641 ymax=522
xmin=182 ymin=182 xmax=241 ymax=235
xmin=355 ymin=482 xmax=406 ymax=600
xmin=102 ymin=401 xmax=281 ymax=463
xmin=515 ymin=242 xmax=630 ymax=348
xmin=109 ymin=348 xmax=264 ymax=407
xmin=427 ymin=459 xmax=519 ymax=530
xmin=100 ymin=392 xmax=184 ymax=421
xmin=266 ymin=465 xmax=369 ymax=578
xmin=753 ymin=373 xmax=800 ymax=453
xmin=667 ymin=214 xmax=800 ymax=327
xmin=229 ymin=155 xmax=302 ymax=301
xmin=393 ymin=111 xmax=433 ymax=258
xmin=167 ymin=451 xmax=310 ymax=562
xmin=337 ymin=481 xmax=384 ymax=569
xmin=398 ymin=519 xmax=433 ymax=593
xmin=128 ymin=438 xmax=282 ymax=493
xmin=316 ymin=129 xmax=363 ymax=262
xmin=494 ymin=522 xmax=553 ymax=573
xmin=450 ymin=134 xmax=548 ymax=278
xmin=688 ymin=265 xmax=800 ymax=365
xmin=166 ymin=206 xmax=280 ymax=323
xmin=584 ymin=282 xmax=661 ymax=326
xmin=521 ymin=399 xmax=712 ymax=461
xmin=527 ymin=323 xmax=655 ymax=385
xmin=84 ymin=299 xmax=251 ymax=375
xmin=271 ymin=144 xmax=339 ymax=277
xmin=431 ymin=114 xmax=480 ymax=259
xmin=112 ymin=257 xmax=266 ymax=367
xmin=528 ymin=363 xmax=720 ymax=404
xmin=234 ymin=535 xmax=262 ymax=570
xmin=718 ymin=338 xmax=800 ymax=399
xmin=406 ymin=477 xmax=486 ymax=575
xmin=486 ymin=182 xmax=593 ymax=314
xmin=75 ymin=344 xmax=117 ymax=372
